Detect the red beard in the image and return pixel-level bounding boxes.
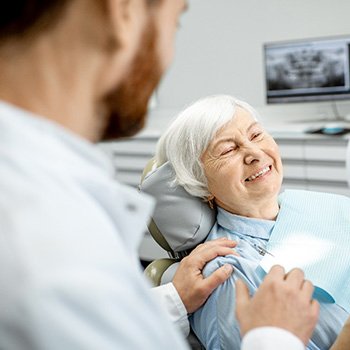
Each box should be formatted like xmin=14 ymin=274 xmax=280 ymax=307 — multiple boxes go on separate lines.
xmin=101 ymin=21 xmax=162 ymax=140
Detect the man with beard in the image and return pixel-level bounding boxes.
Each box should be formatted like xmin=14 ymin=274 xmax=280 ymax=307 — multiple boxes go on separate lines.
xmin=0 ymin=1 xmax=323 ymax=350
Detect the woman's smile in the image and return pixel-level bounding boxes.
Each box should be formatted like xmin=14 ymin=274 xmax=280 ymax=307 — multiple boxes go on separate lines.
xmin=244 ymin=165 xmax=272 ymax=183
xmin=202 ymin=107 xmax=283 ymax=218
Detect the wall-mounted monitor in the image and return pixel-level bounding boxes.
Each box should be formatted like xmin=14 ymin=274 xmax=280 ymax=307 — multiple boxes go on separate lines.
xmin=264 ymin=35 xmax=350 ymax=104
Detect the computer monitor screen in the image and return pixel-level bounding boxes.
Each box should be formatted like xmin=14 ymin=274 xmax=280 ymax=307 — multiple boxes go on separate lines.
xmin=264 ymin=36 xmax=350 ymax=103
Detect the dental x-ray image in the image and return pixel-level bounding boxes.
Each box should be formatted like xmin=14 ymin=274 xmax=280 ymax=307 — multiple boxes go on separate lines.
xmin=264 ymin=37 xmax=350 ymax=103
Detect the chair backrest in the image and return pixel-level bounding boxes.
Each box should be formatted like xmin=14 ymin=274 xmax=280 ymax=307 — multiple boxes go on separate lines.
xmin=140 ymin=158 xmax=174 ymax=254
xmin=139 ymin=159 xmax=216 ymax=258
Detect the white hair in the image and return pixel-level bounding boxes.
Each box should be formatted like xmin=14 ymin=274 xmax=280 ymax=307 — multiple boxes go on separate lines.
xmin=155 ymin=95 xmax=259 ymax=199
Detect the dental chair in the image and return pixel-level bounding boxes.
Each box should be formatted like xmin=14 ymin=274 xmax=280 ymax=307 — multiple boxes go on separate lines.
xmin=139 ymin=159 xmax=216 ymax=349
xmin=139 ymin=158 xmax=216 ymax=284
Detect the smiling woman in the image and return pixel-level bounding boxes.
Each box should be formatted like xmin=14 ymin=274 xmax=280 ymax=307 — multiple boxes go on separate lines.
xmin=156 ymin=95 xmax=283 ymax=219
xmin=155 ymin=95 xmax=349 ymax=350
xmin=201 ymin=106 xmax=283 ymax=219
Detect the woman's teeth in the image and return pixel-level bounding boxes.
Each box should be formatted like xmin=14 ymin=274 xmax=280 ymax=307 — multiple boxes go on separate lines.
xmin=246 ymin=166 xmax=270 ymax=182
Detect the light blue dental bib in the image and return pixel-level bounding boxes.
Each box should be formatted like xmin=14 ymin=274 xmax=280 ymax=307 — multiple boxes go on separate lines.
xmin=191 ymin=190 xmax=348 ymax=350
xmin=260 ymin=189 xmax=350 ymax=312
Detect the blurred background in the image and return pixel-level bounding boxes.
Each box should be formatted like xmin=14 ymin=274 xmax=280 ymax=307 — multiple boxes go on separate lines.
xmin=99 ymin=0 xmax=350 ymax=262
xmin=148 ymin=0 xmax=350 ymax=128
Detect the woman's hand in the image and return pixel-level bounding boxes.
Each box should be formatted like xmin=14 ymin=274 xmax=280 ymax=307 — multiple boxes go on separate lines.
xmin=330 ymin=316 xmax=350 ymax=350
xmin=172 ymin=237 xmax=237 ymax=314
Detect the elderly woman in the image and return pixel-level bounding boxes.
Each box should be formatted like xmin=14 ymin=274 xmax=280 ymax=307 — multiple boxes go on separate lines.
xmin=155 ymin=95 xmax=349 ymax=350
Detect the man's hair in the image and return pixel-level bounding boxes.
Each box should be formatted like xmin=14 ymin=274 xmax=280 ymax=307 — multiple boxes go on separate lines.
xmin=146 ymin=0 xmax=162 ymax=4
xmin=0 ymin=1 xmax=71 ymax=42
xmin=0 ymin=0 xmax=162 ymax=43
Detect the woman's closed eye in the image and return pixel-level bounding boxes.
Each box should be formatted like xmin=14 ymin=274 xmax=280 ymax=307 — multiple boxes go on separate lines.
xmin=251 ymin=131 xmax=264 ymax=141
xmin=220 ymin=147 xmax=236 ymax=156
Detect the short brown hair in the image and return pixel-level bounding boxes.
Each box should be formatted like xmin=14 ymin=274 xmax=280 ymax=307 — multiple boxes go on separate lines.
xmin=0 ymin=1 xmax=71 ymax=42
xmin=0 ymin=1 xmax=163 ymax=44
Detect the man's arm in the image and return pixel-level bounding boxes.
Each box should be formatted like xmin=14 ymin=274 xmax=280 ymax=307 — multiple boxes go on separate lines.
xmin=241 ymin=328 xmax=306 ymax=350
xmin=236 ymin=265 xmax=319 ymax=349
xmin=172 ymin=237 xmax=236 ymax=313
xmin=151 ymin=282 xmax=190 ymax=335
xmin=152 ymin=238 xmax=236 ymax=335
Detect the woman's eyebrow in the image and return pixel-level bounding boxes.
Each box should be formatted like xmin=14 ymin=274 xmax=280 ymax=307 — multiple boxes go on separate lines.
xmin=212 ymin=122 xmax=260 ymax=150
xmin=212 ymin=137 xmax=236 ymax=150
xmin=247 ymin=121 xmax=259 ymax=132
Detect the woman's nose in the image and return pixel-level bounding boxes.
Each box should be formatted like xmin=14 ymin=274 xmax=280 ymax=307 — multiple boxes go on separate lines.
xmin=243 ymin=144 xmax=264 ymax=164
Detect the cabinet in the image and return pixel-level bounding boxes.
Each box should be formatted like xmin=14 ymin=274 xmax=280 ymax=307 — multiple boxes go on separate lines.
xmin=98 ymin=133 xmax=158 ymax=188
xmin=273 ymin=132 xmax=350 ymax=197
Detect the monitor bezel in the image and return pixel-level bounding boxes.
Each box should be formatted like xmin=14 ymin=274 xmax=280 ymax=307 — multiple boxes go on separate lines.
xmin=263 ymin=35 xmax=350 ymax=104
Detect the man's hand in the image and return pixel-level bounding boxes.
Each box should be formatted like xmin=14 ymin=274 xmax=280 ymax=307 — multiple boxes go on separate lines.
xmin=235 ymin=265 xmax=319 ymax=345
xmin=172 ymin=237 xmax=237 ymax=314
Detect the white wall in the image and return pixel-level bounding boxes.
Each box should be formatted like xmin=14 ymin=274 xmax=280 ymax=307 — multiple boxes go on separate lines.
xmin=146 ymin=0 xmax=350 ymax=131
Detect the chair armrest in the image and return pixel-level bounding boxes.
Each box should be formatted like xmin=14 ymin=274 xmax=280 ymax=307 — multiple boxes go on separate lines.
xmin=144 ymin=258 xmax=178 ymax=287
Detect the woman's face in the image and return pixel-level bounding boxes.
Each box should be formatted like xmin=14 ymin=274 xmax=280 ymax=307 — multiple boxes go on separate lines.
xmin=201 ymin=107 xmax=283 ymax=216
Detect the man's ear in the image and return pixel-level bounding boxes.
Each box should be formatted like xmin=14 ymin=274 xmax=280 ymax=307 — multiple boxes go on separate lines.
xmin=106 ymin=0 xmax=147 ymax=52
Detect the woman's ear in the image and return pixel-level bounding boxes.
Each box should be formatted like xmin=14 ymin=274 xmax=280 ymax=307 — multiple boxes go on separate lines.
xmin=206 ymin=194 xmax=215 ymax=210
